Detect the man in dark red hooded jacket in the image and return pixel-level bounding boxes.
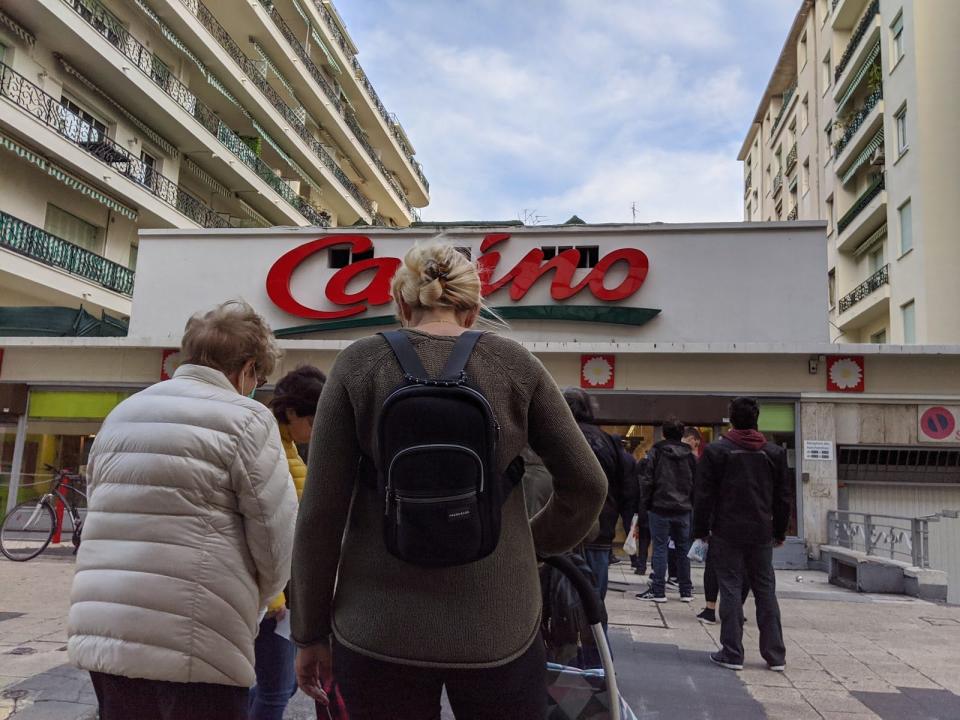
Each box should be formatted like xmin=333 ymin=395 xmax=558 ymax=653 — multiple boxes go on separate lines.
xmin=693 ymin=397 xmax=791 ymax=672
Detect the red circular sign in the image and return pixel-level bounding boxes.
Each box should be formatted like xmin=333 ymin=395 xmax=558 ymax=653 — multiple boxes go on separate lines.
xmin=920 ymin=406 xmax=956 ymax=441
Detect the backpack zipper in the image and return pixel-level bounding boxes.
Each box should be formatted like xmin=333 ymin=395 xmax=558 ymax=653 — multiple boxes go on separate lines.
xmin=386 ymin=443 xmax=485 ymax=515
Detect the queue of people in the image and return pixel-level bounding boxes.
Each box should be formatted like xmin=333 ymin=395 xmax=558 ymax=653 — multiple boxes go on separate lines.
xmin=64 ymin=240 xmax=792 ymax=719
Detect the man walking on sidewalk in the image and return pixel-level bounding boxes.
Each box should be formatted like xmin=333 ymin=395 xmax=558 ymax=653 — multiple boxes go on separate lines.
xmin=636 ymin=418 xmax=696 ymax=603
xmin=694 ymin=397 xmax=791 ymax=672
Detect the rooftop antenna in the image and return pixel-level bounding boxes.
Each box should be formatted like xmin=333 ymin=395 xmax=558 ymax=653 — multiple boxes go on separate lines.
xmin=631 ymin=202 xmax=639 ymax=223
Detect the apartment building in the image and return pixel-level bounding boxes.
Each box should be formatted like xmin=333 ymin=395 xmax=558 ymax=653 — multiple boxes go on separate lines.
xmin=738 ymin=0 xmax=960 ymax=344
xmin=0 ymin=0 xmax=428 ymax=335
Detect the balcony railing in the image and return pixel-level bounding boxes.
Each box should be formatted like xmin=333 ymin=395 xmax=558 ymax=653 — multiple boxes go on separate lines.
xmin=0 ymin=210 xmax=135 ymax=295
xmin=838 ymin=264 xmax=888 ymax=313
xmin=770 ymin=82 xmax=797 ymax=137
xmin=772 ymin=172 xmax=783 ymax=196
xmin=306 ymin=0 xmax=428 ymax=192
xmin=787 ymin=206 xmax=799 ymax=221
xmin=62 ymin=0 xmax=329 ymax=227
xmin=834 ymin=87 xmax=882 ymax=157
xmin=0 ymin=62 xmax=228 ymax=229
xmin=178 ymin=0 xmax=370 ymax=216
xmin=259 ymin=4 xmax=415 ymax=215
xmin=744 ymin=172 xmax=752 ymax=197
xmin=838 ymin=174 xmax=885 ymax=233
xmin=835 ymin=0 xmax=880 ymax=82
xmin=785 ymin=144 xmax=798 ymax=174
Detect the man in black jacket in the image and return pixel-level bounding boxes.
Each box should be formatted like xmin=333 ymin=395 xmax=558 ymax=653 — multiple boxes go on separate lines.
xmin=694 ymin=397 xmax=791 ymax=672
xmin=637 ymin=418 xmax=697 ymax=603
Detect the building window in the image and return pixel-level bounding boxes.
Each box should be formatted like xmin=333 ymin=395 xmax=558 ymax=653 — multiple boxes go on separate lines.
xmin=44 ymin=204 xmax=103 ymax=254
xmin=822 ymin=51 xmax=832 ymax=91
xmin=801 ymin=159 xmax=810 ymax=195
xmin=898 ymin=199 xmax=913 ymax=254
xmin=801 ymin=95 xmax=809 ymax=131
xmin=136 ymin=150 xmax=157 ymax=189
xmin=329 ymin=245 xmax=373 ymax=268
xmin=128 ymin=243 xmax=139 ymax=270
xmin=799 ymin=32 xmax=808 ymax=69
xmin=902 ymin=300 xmax=916 ymax=344
xmin=870 ymin=329 xmax=887 ymax=344
xmin=828 ymin=269 xmax=836 ymax=308
xmin=868 ymin=245 xmax=885 ymax=275
xmin=895 ymin=104 xmax=908 ymax=155
xmin=0 ymin=42 xmax=6 ymax=65
xmin=59 ymin=96 xmax=108 ymax=145
xmin=819 ymin=0 xmax=829 ymax=25
xmin=891 ymin=12 xmax=905 ymax=63
xmin=746 ymin=201 xmax=752 ymax=221
xmin=824 ymin=120 xmax=834 ymax=158
xmin=826 ymin=196 xmax=834 ymax=235
xmin=540 ymin=246 xmax=599 ymax=268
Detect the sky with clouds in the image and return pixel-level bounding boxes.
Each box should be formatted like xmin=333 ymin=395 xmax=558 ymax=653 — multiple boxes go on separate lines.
xmin=338 ymin=0 xmax=799 ymax=224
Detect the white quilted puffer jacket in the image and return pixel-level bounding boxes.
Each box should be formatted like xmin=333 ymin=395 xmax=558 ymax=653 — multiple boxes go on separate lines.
xmin=68 ymin=364 xmax=298 ymax=687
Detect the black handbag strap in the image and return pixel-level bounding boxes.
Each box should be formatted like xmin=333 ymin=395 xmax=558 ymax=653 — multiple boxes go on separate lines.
xmin=440 ymin=331 xmax=484 ymax=382
xmin=381 ymin=330 xmax=485 ymax=384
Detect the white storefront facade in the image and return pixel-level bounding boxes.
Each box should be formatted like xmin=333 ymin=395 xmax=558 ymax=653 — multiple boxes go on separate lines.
xmin=1 ymin=223 xmax=959 ymax=578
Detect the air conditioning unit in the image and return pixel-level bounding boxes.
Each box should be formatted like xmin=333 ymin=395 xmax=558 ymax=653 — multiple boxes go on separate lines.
xmin=870 ymin=147 xmax=885 ymax=166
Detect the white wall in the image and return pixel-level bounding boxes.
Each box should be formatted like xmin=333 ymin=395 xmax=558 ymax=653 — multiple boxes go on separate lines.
xmin=130 ymin=223 xmax=829 ymax=344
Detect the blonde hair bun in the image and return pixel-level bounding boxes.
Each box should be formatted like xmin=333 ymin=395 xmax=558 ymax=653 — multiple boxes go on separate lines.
xmin=392 ymin=243 xmax=481 ymax=313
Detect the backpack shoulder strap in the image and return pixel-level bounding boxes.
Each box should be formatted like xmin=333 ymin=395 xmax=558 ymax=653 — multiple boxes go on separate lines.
xmin=381 ymin=330 xmax=429 ymax=381
xmin=439 ymin=331 xmax=484 ymax=383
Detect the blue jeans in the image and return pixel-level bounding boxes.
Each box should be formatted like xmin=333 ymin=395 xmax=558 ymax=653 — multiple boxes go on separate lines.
xmin=249 ymin=616 xmax=297 ymax=720
xmin=582 ymin=548 xmax=611 ymax=669
xmin=648 ymin=511 xmax=693 ymax=597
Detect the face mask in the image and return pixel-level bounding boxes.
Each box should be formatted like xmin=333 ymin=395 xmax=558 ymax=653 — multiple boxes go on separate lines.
xmin=243 ymin=365 xmax=257 ymax=399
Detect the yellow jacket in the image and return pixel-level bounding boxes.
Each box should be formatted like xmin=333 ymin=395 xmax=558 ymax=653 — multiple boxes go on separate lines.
xmin=267 ymin=424 xmax=306 ymax=614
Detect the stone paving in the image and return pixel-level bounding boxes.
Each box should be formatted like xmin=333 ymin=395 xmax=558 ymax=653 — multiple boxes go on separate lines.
xmin=1 ymin=554 xmax=959 ymax=719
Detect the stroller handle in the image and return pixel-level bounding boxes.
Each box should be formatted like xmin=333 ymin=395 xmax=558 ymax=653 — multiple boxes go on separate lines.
xmin=541 ymin=554 xmax=605 ymax=627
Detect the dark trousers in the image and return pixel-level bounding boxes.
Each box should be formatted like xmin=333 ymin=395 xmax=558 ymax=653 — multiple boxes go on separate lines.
xmin=249 ymin=615 xmax=297 ymax=720
xmin=710 ymin=536 xmax=786 ymax=667
xmin=90 ymin=671 xmax=248 ymax=720
xmin=648 ymin=511 xmax=692 ymax=596
xmin=332 ymin=638 xmax=547 ymax=719
xmin=704 ymin=545 xmax=751 ymax=605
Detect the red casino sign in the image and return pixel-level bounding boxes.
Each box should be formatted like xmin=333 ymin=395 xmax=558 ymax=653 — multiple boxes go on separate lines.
xmin=266 ymin=233 xmax=651 ymax=321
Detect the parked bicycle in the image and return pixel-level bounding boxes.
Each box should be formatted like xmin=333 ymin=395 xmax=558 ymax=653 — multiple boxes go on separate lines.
xmin=0 ymin=466 xmax=86 ymax=561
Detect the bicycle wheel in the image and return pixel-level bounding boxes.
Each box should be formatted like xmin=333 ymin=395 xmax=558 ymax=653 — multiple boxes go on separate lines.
xmin=0 ymin=500 xmax=56 ymax=561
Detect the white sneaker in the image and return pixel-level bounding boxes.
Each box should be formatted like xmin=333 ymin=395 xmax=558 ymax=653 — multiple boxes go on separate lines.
xmin=680 ymin=595 xmax=693 ymax=603
xmin=768 ymin=664 xmax=786 ymax=672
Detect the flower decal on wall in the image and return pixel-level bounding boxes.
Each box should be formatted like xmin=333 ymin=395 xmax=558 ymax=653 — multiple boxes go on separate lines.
xmin=161 ymin=349 xmax=182 ymax=381
xmin=581 ymin=355 xmax=615 ymax=389
xmin=826 ymin=356 xmax=865 ymax=393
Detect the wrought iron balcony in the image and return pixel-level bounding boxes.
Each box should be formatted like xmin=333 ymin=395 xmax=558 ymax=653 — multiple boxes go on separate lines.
xmin=834 ymin=87 xmax=882 ymax=157
xmin=772 ymin=172 xmax=783 ymax=196
xmin=744 ymin=172 xmax=752 ymax=197
xmin=787 ymin=206 xmax=799 ymax=221
xmin=177 ymin=0 xmax=370 ymax=216
xmin=835 ymin=0 xmax=880 ymax=82
xmin=786 ymin=144 xmax=798 ymax=174
xmin=60 ymin=0 xmax=329 ymax=227
xmin=306 ymin=0 xmax=428 ymax=192
xmin=770 ymin=82 xmax=797 ymax=137
xmin=0 ymin=210 xmax=135 ymax=295
xmin=259 ymin=3 xmax=415 ymax=215
xmin=0 ymin=62 xmax=228 ymax=229
xmin=839 ymin=264 xmax=888 ymax=313
xmin=838 ymin=174 xmax=885 ymax=233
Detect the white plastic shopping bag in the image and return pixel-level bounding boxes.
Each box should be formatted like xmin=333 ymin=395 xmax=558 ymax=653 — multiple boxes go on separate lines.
xmin=688 ymin=538 xmax=708 ymax=563
xmin=623 ymin=513 xmax=639 ymax=556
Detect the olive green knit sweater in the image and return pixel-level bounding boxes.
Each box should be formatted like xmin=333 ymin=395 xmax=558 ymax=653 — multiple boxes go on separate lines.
xmin=290 ymin=330 xmax=607 ymax=668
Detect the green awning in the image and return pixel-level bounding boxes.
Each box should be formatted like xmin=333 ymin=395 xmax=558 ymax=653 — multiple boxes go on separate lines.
xmin=183 ymin=157 xmax=230 ymax=197
xmin=0 ymin=307 xmax=128 ymax=340
xmin=311 ymin=28 xmax=341 ymax=74
xmin=854 ymin=222 xmax=888 ymax=257
xmin=0 ymin=134 xmax=138 ymax=220
xmin=0 ymin=9 xmax=35 ymax=46
xmin=841 ymin=128 xmax=884 ymax=185
xmin=836 ymin=41 xmax=880 ymax=113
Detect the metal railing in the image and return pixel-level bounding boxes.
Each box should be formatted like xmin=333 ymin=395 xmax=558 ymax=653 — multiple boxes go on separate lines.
xmin=744 ymin=172 xmax=752 ymax=197
xmin=827 ymin=509 xmax=931 ymax=568
xmin=178 ymin=0 xmax=368 ymax=217
xmin=835 ymin=0 xmax=880 ymax=82
xmin=787 ymin=205 xmax=799 ymax=221
xmin=772 ymin=172 xmax=783 ymax=196
xmin=785 ymin=143 xmax=798 ymax=174
xmin=306 ymin=0 xmax=428 ymax=191
xmin=838 ymin=263 xmax=888 ymax=312
xmin=61 ymin=0 xmax=329 ymax=226
xmin=0 ymin=210 xmax=135 ymax=295
xmin=0 ymin=62 xmax=228 ymax=229
xmin=260 ymin=3 xmax=415 ymax=215
xmin=770 ymin=82 xmax=797 ymax=137
xmin=838 ymin=174 xmax=885 ymax=233
xmin=835 ymin=87 xmax=882 ymax=157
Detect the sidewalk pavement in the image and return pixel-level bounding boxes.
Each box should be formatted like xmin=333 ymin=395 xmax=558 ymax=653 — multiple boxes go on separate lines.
xmin=1 ymin=555 xmax=959 ymax=719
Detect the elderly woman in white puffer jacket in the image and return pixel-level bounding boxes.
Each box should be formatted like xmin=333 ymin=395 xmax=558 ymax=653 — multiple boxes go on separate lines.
xmin=67 ymin=301 xmax=298 ymax=720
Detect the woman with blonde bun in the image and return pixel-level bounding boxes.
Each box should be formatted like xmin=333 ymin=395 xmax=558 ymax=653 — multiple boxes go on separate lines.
xmin=291 ymin=243 xmax=607 ymax=719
